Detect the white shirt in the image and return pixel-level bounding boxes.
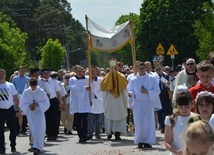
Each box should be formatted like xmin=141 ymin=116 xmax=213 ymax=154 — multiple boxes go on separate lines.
xmin=165 ymin=113 xmax=194 ymax=155
xmin=127 ymin=73 xmax=135 ymax=81
xmin=0 ymin=82 xmax=17 ymax=109
xmin=90 ymin=76 xmax=104 ymax=114
xmin=46 ymin=78 xmax=61 ymax=99
xmin=38 ymin=78 xmax=51 ymax=95
xmin=59 ymin=82 xmax=67 ymax=97
xmin=69 ymin=76 xmax=91 ymax=114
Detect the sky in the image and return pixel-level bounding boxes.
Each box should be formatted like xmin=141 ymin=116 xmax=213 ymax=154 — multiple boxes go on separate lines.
xmin=68 ymin=0 xmax=143 ymax=28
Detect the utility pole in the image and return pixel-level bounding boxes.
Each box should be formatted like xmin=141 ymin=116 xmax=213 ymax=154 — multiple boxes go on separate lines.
xmin=65 ymin=43 xmax=81 ymax=71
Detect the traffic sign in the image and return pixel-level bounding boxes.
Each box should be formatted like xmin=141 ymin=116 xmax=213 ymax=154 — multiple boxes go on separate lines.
xmin=157 ymin=55 xmax=164 ymax=62
xmin=156 ymin=43 xmax=165 ymax=55
xmin=152 ymin=56 xmax=158 ymax=62
xmin=167 ymin=44 xmax=178 ymax=55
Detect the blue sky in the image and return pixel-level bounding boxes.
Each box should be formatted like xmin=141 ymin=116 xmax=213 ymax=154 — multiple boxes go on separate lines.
xmin=68 ymin=0 xmax=143 ymax=28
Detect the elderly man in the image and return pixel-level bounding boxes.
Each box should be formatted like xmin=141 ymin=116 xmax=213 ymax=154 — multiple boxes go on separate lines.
xmin=172 ymin=58 xmax=198 ymax=103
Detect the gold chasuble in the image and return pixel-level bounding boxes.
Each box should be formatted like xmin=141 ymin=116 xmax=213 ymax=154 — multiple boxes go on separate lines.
xmin=100 ymin=70 xmax=128 ymax=98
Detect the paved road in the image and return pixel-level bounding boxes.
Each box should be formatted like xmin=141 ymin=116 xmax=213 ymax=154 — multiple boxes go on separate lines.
xmin=4 ymin=127 xmax=170 ymax=155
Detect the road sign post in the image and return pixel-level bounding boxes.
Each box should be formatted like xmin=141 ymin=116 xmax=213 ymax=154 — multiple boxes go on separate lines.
xmin=156 ymin=43 xmax=165 ymax=55
xmin=170 ymin=55 xmax=175 ymax=69
xmin=156 ymin=43 xmax=165 ymax=65
xmin=167 ymin=44 xmax=178 ymax=69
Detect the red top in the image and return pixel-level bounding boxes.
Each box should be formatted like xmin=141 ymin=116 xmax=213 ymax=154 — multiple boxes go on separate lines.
xmin=189 ymin=83 xmax=214 ymax=111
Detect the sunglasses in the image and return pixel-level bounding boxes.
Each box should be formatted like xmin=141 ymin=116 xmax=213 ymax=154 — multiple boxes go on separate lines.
xmin=156 ymin=68 xmax=162 ymax=71
xmin=186 ymin=63 xmax=194 ymax=66
xmin=64 ymin=77 xmax=70 ymax=79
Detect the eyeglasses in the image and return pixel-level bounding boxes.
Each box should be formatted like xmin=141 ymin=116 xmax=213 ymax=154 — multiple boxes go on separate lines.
xmin=64 ymin=77 xmax=70 ymax=79
xmin=186 ymin=63 xmax=194 ymax=66
xmin=156 ymin=68 xmax=162 ymax=71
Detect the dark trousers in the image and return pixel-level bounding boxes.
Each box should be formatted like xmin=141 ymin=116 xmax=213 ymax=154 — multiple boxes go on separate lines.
xmin=157 ymin=100 xmax=172 ymax=130
xmin=45 ymin=98 xmax=59 ymax=137
xmin=0 ymin=106 xmax=17 ymax=151
xmin=74 ymin=113 xmax=88 ymax=139
xmin=87 ymin=113 xmax=101 ymax=137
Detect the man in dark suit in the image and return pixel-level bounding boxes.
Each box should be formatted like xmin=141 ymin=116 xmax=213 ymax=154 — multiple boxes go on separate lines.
xmin=155 ymin=63 xmax=173 ymax=134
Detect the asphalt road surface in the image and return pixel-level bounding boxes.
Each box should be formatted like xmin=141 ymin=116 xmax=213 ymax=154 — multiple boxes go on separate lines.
xmin=4 ymin=127 xmax=170 ymax=155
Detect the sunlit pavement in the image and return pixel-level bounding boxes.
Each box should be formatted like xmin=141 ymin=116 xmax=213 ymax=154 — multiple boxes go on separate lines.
xmin=4 ymin=127 xmax=169 ymax=155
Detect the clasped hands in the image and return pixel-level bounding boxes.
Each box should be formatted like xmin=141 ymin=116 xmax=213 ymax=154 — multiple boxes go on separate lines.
xmin=141 ymin=87 xmax=148 ymax=94
xmin=30 ymin=102 xmax=39 ymax=111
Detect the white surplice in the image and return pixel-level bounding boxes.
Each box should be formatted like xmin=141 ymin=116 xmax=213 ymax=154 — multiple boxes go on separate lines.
xmin=90 ymin=76 xmax=104 ymax=114
xmin=20 ymin=86 xmax=50 ymax=151
xmin=127 ymin=73 xmax=160 ymax=144
xmin=69 ymin=76 xmax=91 ymax=114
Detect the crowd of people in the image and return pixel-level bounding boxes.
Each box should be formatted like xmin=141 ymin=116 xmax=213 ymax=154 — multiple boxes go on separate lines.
xmin=0 ymin=52 xmax=214 ymax=155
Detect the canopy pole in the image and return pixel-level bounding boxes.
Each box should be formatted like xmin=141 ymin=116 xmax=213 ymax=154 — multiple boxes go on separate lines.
xmin=130 ymin=20 xmax=137 ymax=75
xmin=85 ymin=15 xmax=92 ymax=106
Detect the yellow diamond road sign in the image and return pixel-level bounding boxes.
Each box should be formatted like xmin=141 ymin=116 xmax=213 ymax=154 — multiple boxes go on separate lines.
xmin=167 ymin=44 xmax=178 ymax=55
xmin=156 ymin=43 xmax=165 ymax=55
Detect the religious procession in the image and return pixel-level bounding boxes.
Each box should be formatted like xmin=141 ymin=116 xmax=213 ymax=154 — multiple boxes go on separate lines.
xmin=1 ymin=51 xmax=214 ymax=155
xmin=1 ymin=13 xmax=214 ymax=155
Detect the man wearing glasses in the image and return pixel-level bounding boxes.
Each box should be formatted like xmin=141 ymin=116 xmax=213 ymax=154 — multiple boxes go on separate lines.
xmin=127 ymin=62 xmax=160 ymax=149
xmin=172 ymin=58 xmax=198 ymax=104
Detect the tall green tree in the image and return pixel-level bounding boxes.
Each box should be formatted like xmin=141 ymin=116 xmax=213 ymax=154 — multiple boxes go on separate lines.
xmin=0 ymin=0 xmax=87 ymax=66
xmin=194 ymin=2 xmax=214 ymax=60
xmin=0 ymin=12 xmax=28 ymax=76
xmin=137 ymin=0 xmax=211 ymax=66
xmin=41 ymin=38 xmax=66 ymax=70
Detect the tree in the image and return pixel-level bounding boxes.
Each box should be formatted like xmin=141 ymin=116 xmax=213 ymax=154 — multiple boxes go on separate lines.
xmin=194 ymin=2 xmax=214 ymax=60
xmin=0 ymin=12 xmax=28 ymax=76
xmin=0 ymin=0 xmax=87 ymax=66
xmin=41 ymin=38 xmax=66 ymax=70
xmin=137 ymin=0 xmax=211 ymax=67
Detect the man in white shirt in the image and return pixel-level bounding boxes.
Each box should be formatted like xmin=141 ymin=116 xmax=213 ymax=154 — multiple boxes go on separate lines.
xmin=69 ymin=65 xmax=91 ymax=143
xmin=87 ymin=66 xmax=104 ymax=139
xmin=42 ymin=68 xmax=63 ymax=141
xmin=0 ymin=69 xmax=20 ymax=154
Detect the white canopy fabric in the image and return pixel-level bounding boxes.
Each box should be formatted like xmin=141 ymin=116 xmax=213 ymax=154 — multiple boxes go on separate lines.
xmin=87 ymin=18 xmax=133 ymax=52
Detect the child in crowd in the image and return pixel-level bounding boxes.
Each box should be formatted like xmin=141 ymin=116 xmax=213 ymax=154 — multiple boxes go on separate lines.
xmin=195 ymin=91 xmax=214 ymax=121
xmin=164 ymin=90 xmax=193 ymax=155
xmin=20 ymin=78 xmax=50 ymax=154
xmin=184 ymin=117 xmax=214 ymax=155
xmin=189 ymin=60 xmax=214 ymax=111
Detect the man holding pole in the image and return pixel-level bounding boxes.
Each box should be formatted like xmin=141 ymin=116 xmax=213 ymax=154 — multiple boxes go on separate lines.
xmin=69 ymin=65 xmax=91 ymax=143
